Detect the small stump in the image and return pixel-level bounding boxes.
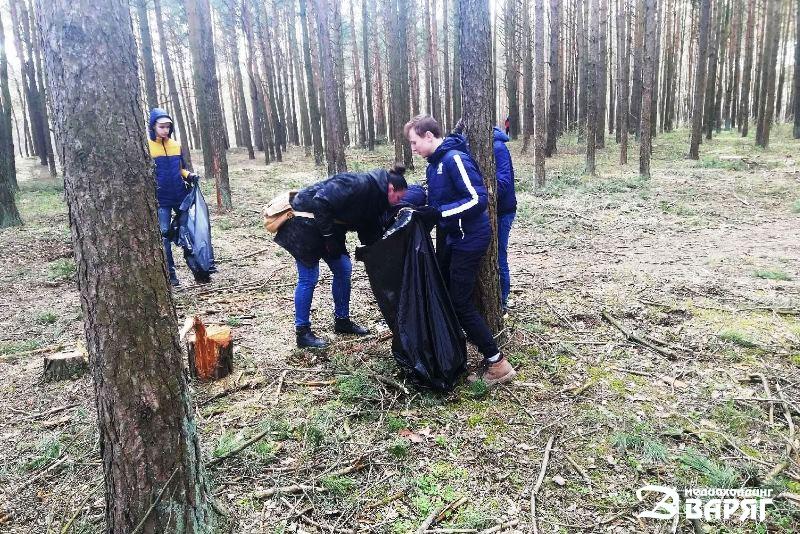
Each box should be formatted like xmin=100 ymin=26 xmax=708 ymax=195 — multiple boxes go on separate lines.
xmin=43 ymin=349 xmax=88 ymax=382
xmin=186 ymin=317 xmax=233 ymax=380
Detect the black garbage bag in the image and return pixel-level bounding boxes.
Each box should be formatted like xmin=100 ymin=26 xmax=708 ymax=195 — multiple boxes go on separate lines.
xmin=171 ymin=183 xmax=217 ymax=282
xmin=356 ymin=208 xmax=466 ymax=392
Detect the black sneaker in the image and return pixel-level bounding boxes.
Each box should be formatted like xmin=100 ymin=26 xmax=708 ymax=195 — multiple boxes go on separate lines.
xmin=296 ymin=326 xmax=327 ymax=348
xmin=334 ymin=317 xmax=369 ymax=336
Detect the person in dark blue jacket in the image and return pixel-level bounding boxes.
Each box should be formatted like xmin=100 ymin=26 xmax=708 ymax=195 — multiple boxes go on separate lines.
xmin=147 ymin=108 xmax=200 ymax=287
xmin=493 ymin=127 xmax=517 ymax=311
xmin=404 ymin=115 xmax=517 ymax=387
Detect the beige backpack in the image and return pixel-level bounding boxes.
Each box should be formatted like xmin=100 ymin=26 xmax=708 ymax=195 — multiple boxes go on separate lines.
xmin=262 ymin=190 xmax=313 ymax=233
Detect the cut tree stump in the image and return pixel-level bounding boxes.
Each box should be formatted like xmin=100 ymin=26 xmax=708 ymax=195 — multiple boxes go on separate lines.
xmin=186 ymin=317 xmax=233 ymax=380
xmin=43 ymin=349 xmax=88 ymax=381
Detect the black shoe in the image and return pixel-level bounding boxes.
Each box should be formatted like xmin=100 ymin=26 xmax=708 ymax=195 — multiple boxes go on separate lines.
xmin=169 ymin=275 xmax=180 ymax=287
xmin=334 ymin=317 xmax=369 ymax=336
xmin=193 ymin=272 xmax=212 ymax=284
xmin=296 ymin=326 xmax=327 ymax=349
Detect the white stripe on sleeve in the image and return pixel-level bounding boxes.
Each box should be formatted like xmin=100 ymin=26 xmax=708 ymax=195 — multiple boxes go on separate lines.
xmin=441 ymin=154 xmax=479 ymax=218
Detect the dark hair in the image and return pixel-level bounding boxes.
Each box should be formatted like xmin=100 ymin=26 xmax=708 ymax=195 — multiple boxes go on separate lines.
xmin=403 ymin=114 xmax=443 ymax=139
xmin=387 ymin=163 xmax=408 ymax=190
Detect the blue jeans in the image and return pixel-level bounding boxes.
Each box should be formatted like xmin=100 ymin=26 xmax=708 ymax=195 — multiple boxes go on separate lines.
xmin=294 ymin=255 xmax=352 ymax=328
xmin=158 ymin=206 xmax=179 ymax=278
xmin=498 ymin=212 xmax=515 ymax=307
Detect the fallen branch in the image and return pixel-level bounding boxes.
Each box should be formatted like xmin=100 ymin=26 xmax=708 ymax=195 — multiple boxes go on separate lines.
xmin=565 ymin=454 xmax=592 ymax=486
xmin=371 ymin=373 xmax=409 ymax=395
xmin=271 ymin=371 xmax=288 ymax=405
xmin=416 ymin=504 xmax=445 ymax=534
xmin=198 ymin=376 xmax=266 ymax=407
xmin=601 ymin=310 xmax=679 ymax=360
xmin=253 ymin=484 xmax=324 ymax=499
xmin=435 ymin=497 xmax=469 ymax=523
xmin=530 ymin=435 xmax=555 ymax=534
xmin=207 ymin=428 xmax=276 ymax=467
xmin=479 ymin=519 xmax=520 ymax=533
xmin=61 ymin=481 xmax=102 ymax=533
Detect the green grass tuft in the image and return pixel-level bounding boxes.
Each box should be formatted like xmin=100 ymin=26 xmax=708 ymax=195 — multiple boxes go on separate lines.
xmin=47 ymin=258 xmax=76 ymax=281
xmin=753 ymin=269 xmax=791 ymax=281
xmin=718 ymin=329 xmax=759 ymax=349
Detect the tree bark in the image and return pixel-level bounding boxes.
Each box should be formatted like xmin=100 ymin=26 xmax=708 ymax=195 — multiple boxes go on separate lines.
xmin=223 ymin=1 xmax=254 ymax=159
xmin=703 ymin=0 xmax=722 ymax=140
xmin=332 ymin=1 xmax=350 ymax=147
xmin=639 ymin=0 xmax=656 ymax=177
xmin=257 ymin=8 xmax=285 ymax=161
xmin=521 ymin=0 xmax=534 ymax=153
xmin=545 ymin=0 xmax=561 ymax=156
xmin=688 ymin=0 xmax=712 ymax=159
xmin=443 ymin=0 xmax=452 ymax=129
xmin=388 ymin=0 xmax=413 ymax=167
xmin=0 ymin=7 xmax=18 ymax=197
xmin=534 ymin=0 xmax=546 ymax=186
xmin=36 ymin=0 xmax=217 ymax=531
xmin=452 ymin=0 xmax=462 ymax=125
xmin=428 ymin=0 xmax=443 ymax=122
xmin=597 ymin=0 xmax=608 ymax=147
xmin=458 ymin=0 xmax=502 ymax=334
xmin=618 ymin=0 xmax=630 ymax=164
xmin=577 ymin=0 xmax=588 ymax=137
xmin=185 ymin=0 xmax=232 ymax=209
xmin=312 ymin=0 xmax=348 ymax=173
xmin=370 ymin=0 xmax=388 ymax=140
xmin=408 ymin=1 xmax=421 ymax=116
xmin=136 ymin=0 xmax=159 ymax=110
xmin=629 ymin=0 xmax=645 ymax=136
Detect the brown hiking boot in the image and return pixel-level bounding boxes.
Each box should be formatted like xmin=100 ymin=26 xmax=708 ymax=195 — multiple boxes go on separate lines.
xmin=467 ymin=356 xmax=517 ymax=386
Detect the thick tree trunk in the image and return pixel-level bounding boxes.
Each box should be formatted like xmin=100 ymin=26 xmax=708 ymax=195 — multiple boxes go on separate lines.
xmin=586 ymin=0 xmax=598 ymax=173
xmin=703 ymin=1 xmax=722 ymax=140
xmin=185 ymin=0 xmax=232 ymax=209
xmin=774 ymin=4 xmax=790 ymax=121
xmin=299 ymin=0 xmax=325 ymax=164
xmin=332 ymin=2 xmax=350 ymax=147
xmin=258 ymin=9 xmax=285 ymax=161
xmin=408 ymin=1 xmax=421 ymax=116
xmin=577 ymin=0 xmax=588 ymax=137
xmin=388 ymin=0 xmax=413 ymax=167
xmin=504 ymin=0 xmax=520 ymax=139
xmin=242 ymin=0 xmax=266 ymax=156
xmin=452 ymin=0 xmax=462 ymax=125
xmin=723 ymin=0 xmax=742 ymax=129
xmin=313 ymin=0 xmax=348 ymax=173
xmin=615 ymin=0 xmax=628 ymax=144
xmin=458 ymin=0 xmax=501 ymax=334
xmin=153 ymin=0 xmax=193 ymax=168
xmin=739 ymin=0 xmax=756 ymax=135
xmin=428 ymin=0 xmax=443 ymax=122
xmin=639 ymin=0 xmax=656 ymax=177
xmin=534 ymin=0 xmax=546 ymax=186
xmin=688 ymin=0 xmax=712 ymax=159
xmin=287 ymin=0 xmax=313 ymax=154
xmin=37 ymin=1 xmax=217 ymax=531
xmin=26 ymin=0 xmax=57 ymax=176
xmin=137 ymin=0 xmax=159 ymax=110
xmin=545 ymin=0 xmax=561 ymax=156
xmin=362 ymin=0 xmax=376 ymax=149
xmin=224 ymin=1 xmax=254 ymax=159
xmin=370 ymin=0 xmax=388 ymax=140
xmin=0 ymin=8 xmax=18 ymax=198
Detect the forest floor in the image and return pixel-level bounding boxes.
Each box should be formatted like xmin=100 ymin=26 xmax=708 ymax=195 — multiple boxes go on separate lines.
xmin=0 ymin=126 xmax=799 ymax=533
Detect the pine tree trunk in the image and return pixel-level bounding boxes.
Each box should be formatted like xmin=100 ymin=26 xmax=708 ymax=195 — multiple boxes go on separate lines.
xmin=37 ymin=1 xmax=217 ymax=531
xmin=713 ymin=3 xmax=730 ymax=133
xmin=545 ymin=0 xmax=561 ymax=156
xmin=313 ymin=0 xmax=348 ymax=173
xmin=389 ymin=0 xmax=413 ymax=168
xmin=739 ymin=0 xmax=756 ymax=135
xmin=774 ymin=3 xmax=790 ymax=121
xmin=137 ymin=0 xmax=159 ymax=110
xmin=287 ymin=0 xmax=313 ymax=154
xmin=609 ymin=0 xmax=615 ymax=134
xmin=794 ymin=0 xmax=800 ymax=138
xmin=756 ymin=0 xmax=782 ymax=147
xmin=615 ymin=0 xmax=627 ymax=142
xmin=586 ymin=0 xmax=598 ymax=173
xmin=648 ymin=0 xmax=661 ymax=137
xmin=723 ymin=0 xmax=742 ymax=129
xmin=442 ymin=0 xmax=452 ymax=129
xmin=153 ymin=0 xmax=194 ymax=168
xmin=407 ymin=2 xmax=421 ymax=116
xmin=577 ymin=0 xmax=588 ymax=137
xmin=260 ymin=9 xmax=286 ymax=160
xmin=703 ymin=1 xmax=722 ymax=140
xmin=0 ymin=9 xmax=18 ymax=196
xmin=332 ymin=2 xmax=351 ymax=147
xmin=521 ymin=0 xmax=534 ymax=153
xmin=619 ymin=0 xmax=630 ymax=163
xmin=504 ymin=0 xmax=520 ymax=138
xmin=224 ymin=2 xmax=253 ymax=159
xmin=185 ymin=0 xmax=232 ymax=209
xmin=362 ymin=0 xmax=376 ymax=149
xmin=429 ymin=0 xmax=443 ymax=122
xmin=597 ymin=0 xmax=608 ymax=147
xmin=350 ymin=0 xmax=367 ymax=148
xmin=458 ymin=0 xmax=502 ymax=334
xmin=299 ymin=0 xmax=325 ymax=164
xmin=370 ymin=0 xmax=388 ymax=140
xmin=452 ymin=0 xmax=463 ymax=123
xmin=639 ymin=0 xmax=656 ymax=177
xmin=688 ymin=0 xmax=711 ymax=159
xmin=629 ymin=0 xmax=645 ymax=136
xmin=534 ymin=0 xmax=546 ymax=186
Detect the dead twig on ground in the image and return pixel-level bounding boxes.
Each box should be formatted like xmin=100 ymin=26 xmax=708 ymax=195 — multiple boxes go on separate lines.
xmin=479 ymin=519 xmax=520 ymax=533
xmin=207 ymin=428 xmax=277 ymax=467
xmin=530 ymin=435 xmax=555 ymax=534
xmin=601 ymin=310 xmax=680 ymax=360
xmin=198 ymin=376 xmax=266 ymax=407
xmin=61 ymin=480 xmax=102 ymax=533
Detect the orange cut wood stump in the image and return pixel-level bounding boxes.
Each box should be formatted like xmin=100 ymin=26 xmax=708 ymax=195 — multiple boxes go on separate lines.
xmin=186 ymin=316 xmax=233 ymax=380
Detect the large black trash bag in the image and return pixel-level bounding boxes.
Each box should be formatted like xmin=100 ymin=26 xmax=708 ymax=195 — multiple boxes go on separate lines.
xmin=171 ymin=183 xmax=217 ymax=282
xmin=357 ymin=209 xmax=466 ymax=392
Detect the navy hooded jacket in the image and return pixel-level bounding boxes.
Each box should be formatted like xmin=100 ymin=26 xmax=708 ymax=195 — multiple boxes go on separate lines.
xmin=425 ymin=134 xmax=490 ymax=249
xmin=148 ymin=108 xmax=190 ymax=209
xmin=493 ymin=127 xmax=517 ymax=215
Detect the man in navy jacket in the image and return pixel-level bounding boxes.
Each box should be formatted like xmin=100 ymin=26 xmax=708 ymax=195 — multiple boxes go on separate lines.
xmin=404 ymin=115 xmax=516 ymax=386
xmin=493 ymin=127 xmax=517 ymax=311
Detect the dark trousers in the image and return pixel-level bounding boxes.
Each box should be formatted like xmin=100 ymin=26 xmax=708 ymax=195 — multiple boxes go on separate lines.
xmin=439 ymin=242 xmax=500 ymax=359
